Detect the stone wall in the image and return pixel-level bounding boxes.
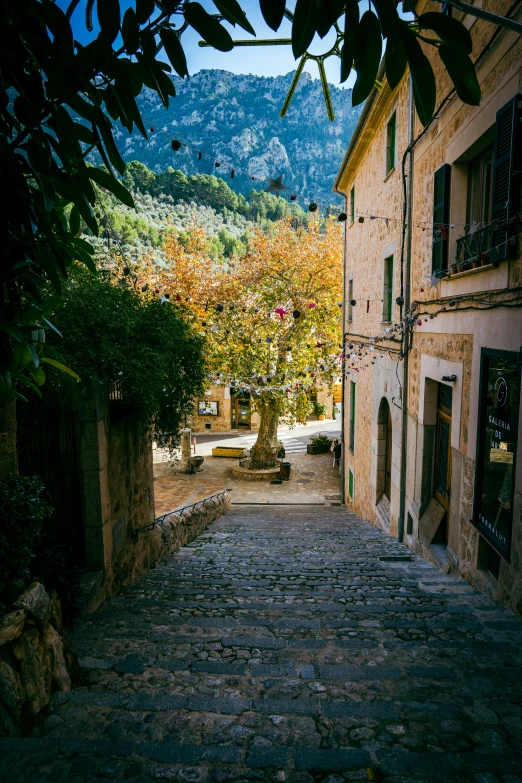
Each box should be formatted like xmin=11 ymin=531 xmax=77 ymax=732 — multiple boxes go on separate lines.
xmin=0 ymin=583 xmax=76 ymax=737
xmin=336 ymin=1 xmax=522 ymax=616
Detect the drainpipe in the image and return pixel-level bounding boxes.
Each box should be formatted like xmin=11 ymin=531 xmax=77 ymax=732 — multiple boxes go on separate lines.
xmin=398 ymin=75 xmax=415 ymax=543
xmin=340 ymin=194 xmax=348 ymax=505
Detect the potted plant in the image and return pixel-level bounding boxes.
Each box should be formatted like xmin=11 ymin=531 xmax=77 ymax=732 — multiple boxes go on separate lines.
xmin=307 ymin=433 xmax=332 ymax=454
xmin=315 ymin=402 xmax=327 ymax=420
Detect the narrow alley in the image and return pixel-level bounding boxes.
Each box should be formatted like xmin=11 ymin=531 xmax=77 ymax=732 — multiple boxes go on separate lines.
xmin=1 ymin=505 xmax=521 ymax=782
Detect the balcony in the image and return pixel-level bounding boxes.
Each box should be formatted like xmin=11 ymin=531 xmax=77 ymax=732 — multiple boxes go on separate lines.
xmin=452 ymin=220 xmax=519 ymax=276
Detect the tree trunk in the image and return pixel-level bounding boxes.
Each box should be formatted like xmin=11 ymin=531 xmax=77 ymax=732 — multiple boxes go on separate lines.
xmin=250 ymin=395 xmax=278 ymax=467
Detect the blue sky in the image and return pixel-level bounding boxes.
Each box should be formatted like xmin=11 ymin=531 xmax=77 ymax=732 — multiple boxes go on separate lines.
xmin=62 ymin=0 xmax=355 ymax=87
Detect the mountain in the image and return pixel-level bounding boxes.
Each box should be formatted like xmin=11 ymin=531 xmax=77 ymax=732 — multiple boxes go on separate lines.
xmin=114 ymin=69 xmax=361 ymax=206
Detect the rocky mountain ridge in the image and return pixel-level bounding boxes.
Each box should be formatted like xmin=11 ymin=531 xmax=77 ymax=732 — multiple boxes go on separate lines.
xmin=114 ymin=69 xmax=360 ymax=205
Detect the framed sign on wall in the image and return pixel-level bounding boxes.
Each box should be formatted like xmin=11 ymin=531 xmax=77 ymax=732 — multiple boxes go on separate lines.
xmin=198 ymin=400 xmax=218 ymax=416
xmin=473 ymin=348 xmax=521 ymax=561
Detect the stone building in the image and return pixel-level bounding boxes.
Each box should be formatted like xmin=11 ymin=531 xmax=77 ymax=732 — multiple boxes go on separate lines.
xmin=335 ymin=0 xmax=522 ymax=614
xmin=191 ymin=383 xmax=338 ymax=432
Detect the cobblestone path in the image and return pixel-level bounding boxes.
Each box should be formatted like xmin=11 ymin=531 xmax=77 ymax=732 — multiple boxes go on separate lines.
xmin=2 ymin=505 xmax=522 ymax=782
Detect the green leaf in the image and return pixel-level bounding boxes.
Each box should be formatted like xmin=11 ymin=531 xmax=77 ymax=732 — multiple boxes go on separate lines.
xmin=136 ymin=0 xmax=155 ymax=25
xmin=402 ymin=26 xmax=436 ymax=126
xmin=121 ymin=7 xmax=140 ymax=53
xmin=352 ymin=10 xmax=382 ymax=106
xmin=340 ymin=0 xmax=359 ymax=84
xmin=28 ymin=366 xmax=46 ymax=387
xmin=41 ymin=357 xmax=80 ymax=381
xmin=34 ymin=171 xmax=56 ymax=212
xmin=113 ymin=68 xmax=147 ymax=136
xmin=292 ymin=0 xmax=316 ymax=59
xmin=40 ymin=316 xmax=62 ymax=338
xmin=52 ymin=175 xmax=99 ymax=235
xmin=260 ymin=0 xmax=285 ymax=31
xmin=34 ymin=243 xmax=63 ymax=293
xmin=23 ymin=340 xmax=40 ymax=368
xmin=184 ymin=3 xmax=234 ymax=52
xmin=439 ymin=44 xmax=480 ymax=105
xmin=94 ymin=110 xmax=126 ymax=175
xmin=0 ymin=320 xmax=24 ymax=343
xmin=212 ymin=0 xmax=256 ymax=36
xmin=315 ymin=0 xmax=344 ymax=38
xmin=372 ymin=0 xmax=401 ymax=39
xmin=69 ymin=205 xmax=81 ymax=235
xmin=160 ymin=28 xmax=189 ymax=79
xmin=418 ymin=11 xmax=472 ymax=54
xmin=385 ymin=27 xmax=407 ymax=89
xmin=97 ymin=0 xmax=121 ymax=43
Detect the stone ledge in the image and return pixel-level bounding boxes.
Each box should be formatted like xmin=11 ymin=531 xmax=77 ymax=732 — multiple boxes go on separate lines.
xmin=231 ymin=465 xmax=280 ymax=481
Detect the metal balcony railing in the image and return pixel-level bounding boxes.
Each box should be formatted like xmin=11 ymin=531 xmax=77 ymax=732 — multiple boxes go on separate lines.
xmin=455 ymin=223 xmax=494 ymax=268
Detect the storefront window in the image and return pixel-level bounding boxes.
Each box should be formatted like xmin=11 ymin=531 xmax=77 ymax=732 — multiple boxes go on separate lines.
xmin=473 ymin=349 xmax=520 ymax=560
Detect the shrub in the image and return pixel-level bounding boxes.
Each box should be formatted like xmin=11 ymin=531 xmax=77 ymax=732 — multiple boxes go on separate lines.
xmin=314 ymin=402 xmax=328 ymax=416
xmin=31 ymin=539 xmax=82 ymax=628
xmin=310 ymin=433 xmax=331 ymax=448
xmin=0 ymin=475 xmax=53 ymax=583
xmin=48 ymin=268 xmax=206 ymax=447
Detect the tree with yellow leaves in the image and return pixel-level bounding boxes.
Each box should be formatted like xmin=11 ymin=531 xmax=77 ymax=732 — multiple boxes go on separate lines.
xmin=138 ymin=218 xmax=343 ymax=466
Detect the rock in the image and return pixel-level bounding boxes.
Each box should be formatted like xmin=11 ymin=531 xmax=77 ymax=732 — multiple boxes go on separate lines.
xmin=12 ymin=627 xmax=51 ymax=715
xmin=49 ymin=590 xmax=63 ymax=634
xmin=0 ymin=701 xmax=20 ymax=737
xmin=42 ymin=624 xmax=71 ymax=691
xmin=0 ymin=609 xmax=26 ymax=646
xmin=13 ymin=582 xmax=50 ymax=629
xmin=0 ymin=655 xmax=24 ymax=729
xmin=463 ymin=702 xmax=499 ymax=725
xmin=321 ymin=776 xmax=344 ymax=783
xmin=472 ymin=775 xmax=499 ymax=783
xmin=61 ymin=631 xmax=80 ymax=682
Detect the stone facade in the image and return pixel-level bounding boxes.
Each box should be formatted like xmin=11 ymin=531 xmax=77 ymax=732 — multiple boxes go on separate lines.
xmin=335 ymin=1 xmax=522 ymax=615
xmin=190 ymin=383 xmax=336 ymax=432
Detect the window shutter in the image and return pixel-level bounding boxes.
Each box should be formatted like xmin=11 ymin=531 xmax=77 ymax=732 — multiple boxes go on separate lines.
xmin=432 ymin=164 xmax=451 ymax=275
xmin=490 ymin=95 xmax=522 ymax=264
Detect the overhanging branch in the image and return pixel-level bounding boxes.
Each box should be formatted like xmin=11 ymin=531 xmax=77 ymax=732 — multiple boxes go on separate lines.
xmin=443 ymin=0 xmax=522 ymax=35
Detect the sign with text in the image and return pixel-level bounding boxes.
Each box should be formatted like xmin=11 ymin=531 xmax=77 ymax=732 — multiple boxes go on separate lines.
xmin=473 ymin=349 xmax=520 ymax=560
xmin=198 ymin=400 xmax=218 ymax=416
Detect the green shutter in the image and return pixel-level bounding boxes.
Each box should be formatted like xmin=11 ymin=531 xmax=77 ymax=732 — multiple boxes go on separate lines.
xmin=387 ymin=113 xmax=396 ymax=173
xmin=350 ymin=186 xmax=355 ymax=223
xmin=432 ymin=164 xmax=451 ymax=275
xmin=384 ymin=256 xmax=393 ymax=321
xmin=348 ymin=469 xmax=354 ymax=499
xmin=491 ymin=95 xmax=522 ymax=264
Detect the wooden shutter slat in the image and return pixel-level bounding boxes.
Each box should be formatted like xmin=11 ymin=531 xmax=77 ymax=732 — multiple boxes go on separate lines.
xmin=491 ymin=94 xmax=522 ymax=263
xmin=432 ymin=164 xmax=451 ymax=274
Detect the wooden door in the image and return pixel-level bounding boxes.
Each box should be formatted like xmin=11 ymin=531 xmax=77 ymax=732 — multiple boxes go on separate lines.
xmin=384 ymin=405 xmax=392 ymax=500
xmin=434 ymin=384 xmax=453 ymax=543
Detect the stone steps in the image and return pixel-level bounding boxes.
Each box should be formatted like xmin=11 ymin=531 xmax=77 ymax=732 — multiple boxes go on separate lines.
xmin=2 ymin=504 xmax=522 ymax=782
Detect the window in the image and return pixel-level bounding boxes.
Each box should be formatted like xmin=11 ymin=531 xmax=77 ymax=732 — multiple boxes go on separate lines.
xmin=432 ymin=164 xmax=451 ymax=275
xmin=467 ymin=146 xmax=493 ymax=229
xmin=348 ymin=469 xmax=354 ymax=499
xmin=350 ymin=186 xmax=355 ymax=224
xmin=348 ymin=279 xmax=353 ymax=321
xmin=383 ymin=255 xmax=393 ymax=322
xmin=349 ymin=381 xmax=356 ymax=454
xmin=386 ymin=112 xmax=396 ymax=175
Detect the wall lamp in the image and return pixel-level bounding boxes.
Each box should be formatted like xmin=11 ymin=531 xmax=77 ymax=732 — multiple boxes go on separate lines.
xmin=441 ymin=375 xmax=457 ymax=382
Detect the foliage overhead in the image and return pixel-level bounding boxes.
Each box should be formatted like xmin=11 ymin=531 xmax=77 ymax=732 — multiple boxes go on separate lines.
xmin=1 ymin=0 xmax=482 ymax=406
xmin=48 ymin=268 xmax=205 ymax=441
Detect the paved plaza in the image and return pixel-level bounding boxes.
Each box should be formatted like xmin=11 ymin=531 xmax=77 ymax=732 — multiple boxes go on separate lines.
xmin=1 ymin=505 xmax=522 ymax=781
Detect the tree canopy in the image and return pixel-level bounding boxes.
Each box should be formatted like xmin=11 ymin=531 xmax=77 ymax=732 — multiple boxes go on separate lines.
xmin=134 ymin=217 xmax=344 ymax=460
xmin=0 ymin=0 xmax=490 ymax=406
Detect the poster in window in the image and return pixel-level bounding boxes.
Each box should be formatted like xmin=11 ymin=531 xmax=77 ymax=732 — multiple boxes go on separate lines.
xmin=473 ymin=349 xmax=520 ymax=560
xmin=198 ymin=400 xmax=218 ymax=416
